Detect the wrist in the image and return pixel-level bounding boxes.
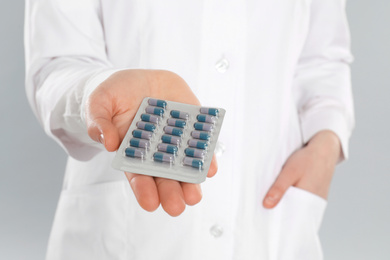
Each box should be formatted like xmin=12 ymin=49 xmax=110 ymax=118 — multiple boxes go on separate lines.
xmin=306 ymin=130 xmax=341 ymax=165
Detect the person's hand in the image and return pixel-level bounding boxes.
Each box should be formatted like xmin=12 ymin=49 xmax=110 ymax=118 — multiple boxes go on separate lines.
xmin=263 ymin=130 xmax=341 ymax=208
xmin=85 ymin=69 xmax=218 ymax=216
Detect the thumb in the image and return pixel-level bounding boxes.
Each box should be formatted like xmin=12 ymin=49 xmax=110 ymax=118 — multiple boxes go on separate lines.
xmin=263 ymin=167 xmax=299 ymax=209
xmin=87 ymin=117 xmax=120 ymax=152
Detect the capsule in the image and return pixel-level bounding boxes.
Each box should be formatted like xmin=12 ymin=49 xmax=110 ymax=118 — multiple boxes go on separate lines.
xmin=145 ymin=106 xmax=165 ymax=116
xmin=184 ymin=148 xmax=206 ymax=158
xmin=191 ymin=130 xmax=211 ymax=141
xmin=197 ymin=114 xmax=216 ymax=124
xmin=167 ymin=118 xmax=186 ymax=128
xmin=200 ymin=107 xmax=219 ymax=116
xmin=130 ymin=138 xmax=150 ymax=149
xmin=170 ymin=110 xmax=189 ymax=120
xmin=183 ymin=157 xmax=204 ymax=169
xmin=194 ymin=122 xmax=214 ymax=132
xmin=164 ymin=126 xmax=183 ymax=136
xmin=132 ymin=129 xmax=153 ymax=140
xmin=141 ymin=113 xmax=160 ymax=124
xmin=153 ymin=152 xmax=174 ymax=163
xmin=148 ymin=98 xmax=167 ymax=108
xmin=161 ymin=134 xmax=181 ymax=145
xmin=188 ymin=139 xmax=208 ymax=149
xmin=157 ymin=143 xmax=178 ymax=154
xmin=125 ymin=147 xmax=145 ymax=158
xmin=136 ymin=121 xmax=156 ymax=132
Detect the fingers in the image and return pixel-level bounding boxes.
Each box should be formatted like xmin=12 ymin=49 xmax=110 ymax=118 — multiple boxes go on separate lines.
xmin=87 ymin=117 xmax=120 ymax=152
xmin=207 ymin=155 xmax=218 ymax=178
xmin=86 ymin=89 xmax=121 ymax=152
xmin=155 ymin=178 xmax=186 ymax=217
xmin=263 ymin=166 xmax=299 ymax=209
xmin=126 ymin=173 xmax=203 ymax=216
xmin=125 ymin=173 xmax=160 ymax=212
xmin=181 ymin=183 xmax=202 ymax=206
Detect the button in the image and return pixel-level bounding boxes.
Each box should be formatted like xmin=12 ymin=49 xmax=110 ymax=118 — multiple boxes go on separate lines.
xmin=210 ymin=225 xmax=223 ymax=238
xmin=214 ymin=142 xmax=226 ymax=157
xmin=215 ymin=58 xmax=229 ymax=73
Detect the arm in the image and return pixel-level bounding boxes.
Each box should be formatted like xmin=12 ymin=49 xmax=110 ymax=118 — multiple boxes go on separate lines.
xmin=25 ymin=0 xmax=117 ymax=160
xmin=25 ymin=0 xmax=216 ymax=216
xmin=263 ymin=0 xmax=354 ymax=208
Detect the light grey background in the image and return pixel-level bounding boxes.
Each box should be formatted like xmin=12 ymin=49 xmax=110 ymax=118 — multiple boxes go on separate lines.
xmin=1 ymin=1 xmax=389 ymax=259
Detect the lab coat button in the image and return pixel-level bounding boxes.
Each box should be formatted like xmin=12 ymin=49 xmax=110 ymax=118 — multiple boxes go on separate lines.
xmin=215 ymin=58 xmax=229 ymax=73
xmin=210 ymin=225 xmax=223 ymax=237
xmin=214 ymin=142 xmax=226 ymax=157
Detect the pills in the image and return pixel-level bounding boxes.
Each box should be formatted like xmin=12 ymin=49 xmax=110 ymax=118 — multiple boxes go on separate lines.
xmin=125 ymin=147 xmax=145 ymax=158
xmin=157 ymin=143 xmax=178 ymax=154
xmin=194 ymin=122 xmax=214 ymax=132
xmin=130 ymin=138 xmax=150 ymax=149
xmin=185 ymin=148 xmax=206 ymax=158
xmin=183 ymin=157 xmax=204 ymax=169
xmin=196 ymin=114 xmax=216 ymax=124
xmin=200 ymin=107 xmax=219 ymax=116
xmin=112 ymin=97 xmax=226 ymax=184
xmin=146 ymin=106 xmax=165 ymax=116
xmin=154 ymin=152 xmax=174 ymax=163
xmin=148 ymin=98 xmax=167 ymax=108
xmin=188 ymin=139 xmax=208 ymax=149
xmin=164 ymin=126 xmax=183 ymax=136
xmin=141 ymin=113 xmax=160 ymax=124
xmin=136 ymin=121 xmax=156 ymax=132
xmin=161 ymin=134 xmax=181 ymax=145
xmin=167 ymin=118 xmax=186 ymax=128
xmin=170 ymin=110 xmax=189 ymax=120
xmin=132 ymin=129 xmax=153 ymax=140
xmin=191 ymin=130 xmax=211 ymax=141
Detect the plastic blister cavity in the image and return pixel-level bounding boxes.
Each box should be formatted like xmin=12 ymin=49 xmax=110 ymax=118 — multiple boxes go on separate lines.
xmin=112 ymin=97 xmax=226 ymax=184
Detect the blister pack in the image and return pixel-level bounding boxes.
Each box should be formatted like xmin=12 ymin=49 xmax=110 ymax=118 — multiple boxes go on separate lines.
xmin=111 ymin=97 xmax=226 ymax=184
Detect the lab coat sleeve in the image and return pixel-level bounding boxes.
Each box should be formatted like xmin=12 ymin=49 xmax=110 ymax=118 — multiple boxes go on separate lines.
xmin=25 ymin=0 xmax=120 ymax=161
xmin=293 ymin=0 xmax=354 ymax=160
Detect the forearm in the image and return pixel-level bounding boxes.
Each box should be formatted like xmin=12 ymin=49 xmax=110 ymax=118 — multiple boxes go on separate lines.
xmin=25 ymin=0 xmax=119 ymax=160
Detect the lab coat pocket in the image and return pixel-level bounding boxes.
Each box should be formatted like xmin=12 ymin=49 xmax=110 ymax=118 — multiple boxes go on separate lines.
xmin=267 ymin=186 xmax=327 ymax=260
xmin=46 ymin=181 xmax=129 ymax=260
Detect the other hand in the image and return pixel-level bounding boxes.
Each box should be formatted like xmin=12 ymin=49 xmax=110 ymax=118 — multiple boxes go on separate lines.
xmin=263 ymin=130 xmax=341 ymax=208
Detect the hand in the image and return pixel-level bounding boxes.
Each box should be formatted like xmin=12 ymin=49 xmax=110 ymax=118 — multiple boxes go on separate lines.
xmin=85 ymin=69 xmax=218 ymax=216
xmin=263 ymin=130 xmax=341 ymax=208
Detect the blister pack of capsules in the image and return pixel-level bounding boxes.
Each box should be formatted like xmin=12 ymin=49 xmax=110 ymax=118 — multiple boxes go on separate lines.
xmin=111 ymin=97 xmax=226 ymax=184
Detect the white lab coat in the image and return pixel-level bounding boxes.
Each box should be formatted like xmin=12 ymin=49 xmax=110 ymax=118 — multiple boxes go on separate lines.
xmin=25 ymin=0 xmax=354 ymax=259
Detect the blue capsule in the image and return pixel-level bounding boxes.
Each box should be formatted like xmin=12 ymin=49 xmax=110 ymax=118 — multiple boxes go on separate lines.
xmin=141 ymin=113 xmax=160 ymax=124
xmin=161 ymin=134 xmax=181 ymax=145
xmin=191 ymin=130 xmax=211 ymax=140
xmin=125 ymin=147 xmax=145 ymax=158
xmin=170 ymin=110 xmax=189 ymax=120
xmin=167 ymin=118 xmax=186 ymax=128
xmin=188 ymin=139 xmax=208 ymax=149
xmin=184 ymin=148 xmax=206 ymax=158
xmin=183 ymin=157 xmax=203 ymax=169
xmin=136 ymin=121 xmax=156 ymax=132
xmin=197 ymin=114 xmax=216 ymax=124
xmin=130 ymin=138 xmax=150 ymax=149
xmin=148 ymin=98 xmax=167 ymax=108
xmin=164 ymin=126 xmax=183 ymax=136
xmin=153 ymin=152 xmax=174 ymax=163
xmin=157 ymin=143 xmax=178 ymax=154
xmin=146 ymin=106 xmax=165 ymax=116
xmin=200 ymin=107 xmax=219 ymax=116
xmin=194 ymin=122 xmax=214 ymax=132
xmin=132 ymin=129 xmax=153 ymax=140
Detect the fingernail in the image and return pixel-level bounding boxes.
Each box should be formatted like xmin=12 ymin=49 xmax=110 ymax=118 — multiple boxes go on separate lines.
xmin=265 ymin=196 xmax=277 ymax=205
xmin=98 ymin=133 xmax=105 ymax=145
